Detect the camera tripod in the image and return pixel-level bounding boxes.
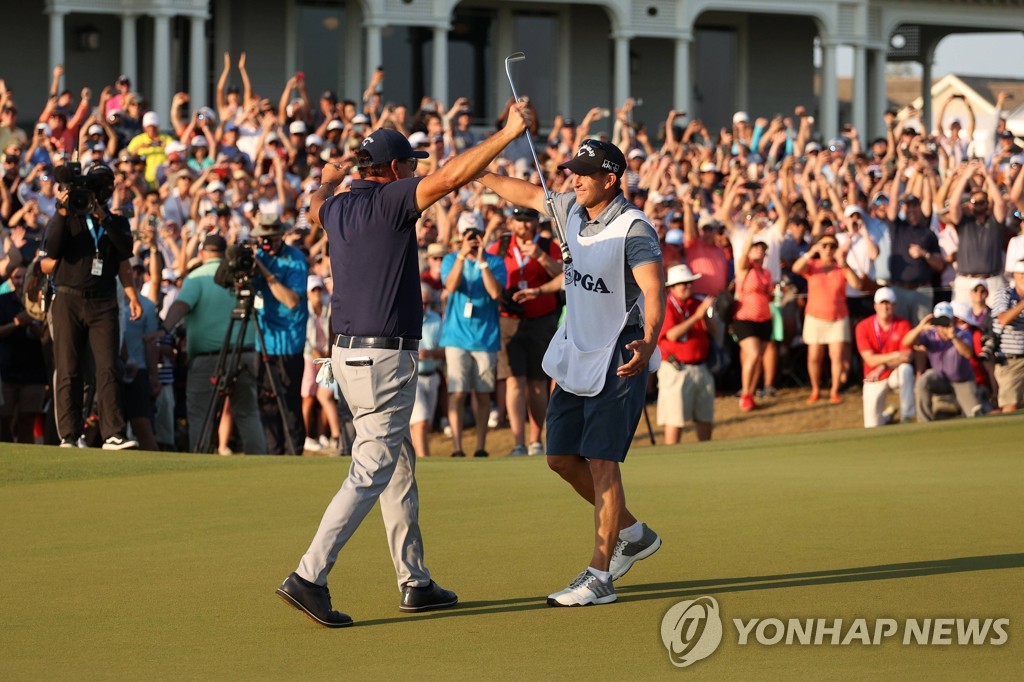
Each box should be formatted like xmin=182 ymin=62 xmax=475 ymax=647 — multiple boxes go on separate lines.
xmin=193 ymin=285 xmax=296 ymax=455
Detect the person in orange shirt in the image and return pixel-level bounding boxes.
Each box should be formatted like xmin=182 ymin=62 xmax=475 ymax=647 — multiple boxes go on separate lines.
xmin=792 ymin=234 xmax=863 ymax=404
xmin=733 ymin=230 xmax=773 ymax=412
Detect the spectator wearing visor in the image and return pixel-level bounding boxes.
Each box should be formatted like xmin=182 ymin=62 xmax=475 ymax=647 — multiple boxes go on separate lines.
xmin=252 ymin=212 xmax=308 ymax=455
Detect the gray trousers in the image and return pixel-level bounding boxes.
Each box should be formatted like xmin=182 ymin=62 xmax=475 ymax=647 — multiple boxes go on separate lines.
xmin=297 ymin=345 xmax=430 ymax=590
xmin=914 ymin=369 xmax=981 ymax=422
xmin=187 ymin=353 xmax=267 ymax=454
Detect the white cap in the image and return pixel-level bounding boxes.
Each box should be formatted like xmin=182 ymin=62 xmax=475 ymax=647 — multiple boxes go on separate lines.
xmin=142 ymin=111 xmax=159 ymax=128
xmin=628 ymin=148 xmax=647 ymax=160
xmin=165 ymin=140 xmax=187 ymax=155
xmin=874 ymin=287 xmax=896 ymax=304
xmin=161 ymin=268 xmax=179 ymax=282
xmin=951 ymin=301 xmax=972 ymax=321
xmin=326 ymin=119 xmax=344 ymax=132
xmin=665 ymin=228 xmax=684 ymax=246
xmin=307 ymin=275 xmax=326 ymax=292
xmin=87 ymin=124 xmax=104 ymax=136
xmin=456 ymin=212 xmax=482 ymax=233
xmin=732 ymin=111 xmax=750 ymax=124
xmin=351 ymin=114 xmax=369 ymax=125
xmin=805 ymin=141 xmax=822 ymax=153
xmin=967 ymin=278 xmax=988 ymax=292
xmin=408 ymin=131 xmax=429 ymax=148
xmin=665 ymin=264 xmax=702 ymax=286
xmin=288 ymin=120 xmax=307 ymax=135
xmin=844 ymin=205 xmax=865 ymax=218
xmin=1010 ymin=258 xmax=1024 ymax=274
xmin=206 ymin=180 xmax=226 ymax=193
xmin=191 ymin=135 xmax=208 ymax=147
xmin=699 ymin=162 xmax=719 ymax=173
xmin=305 ymin=134 xmax=323 ymax=148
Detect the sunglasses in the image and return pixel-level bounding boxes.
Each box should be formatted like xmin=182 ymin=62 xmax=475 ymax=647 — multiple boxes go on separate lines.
xmin=820 ymin=242 xmax=838 ymax=250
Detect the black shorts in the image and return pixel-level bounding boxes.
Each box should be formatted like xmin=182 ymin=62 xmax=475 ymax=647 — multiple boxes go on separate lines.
xmin=733 ymin=319 xmax=772 ymax=342
xmin=546 ymin=326 xmax=646 ymax=462
xmin=507 ymin=312 xmax=559 ymax=381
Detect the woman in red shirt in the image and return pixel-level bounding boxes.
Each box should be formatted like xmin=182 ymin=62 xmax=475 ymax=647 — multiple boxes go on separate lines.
xmin=792 ymin=234 xmax=862 ymax=404
xmin=733 ymin=230 xmax=773 ymax=411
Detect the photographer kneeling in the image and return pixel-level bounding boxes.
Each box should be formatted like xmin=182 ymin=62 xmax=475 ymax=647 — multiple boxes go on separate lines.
xmin=43 ymin=163 xmax=141 ymax=449
xmin=251 ymin=213 xmax=308 ymax=455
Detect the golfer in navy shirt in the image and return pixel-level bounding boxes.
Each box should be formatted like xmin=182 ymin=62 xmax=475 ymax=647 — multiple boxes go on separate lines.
xmin=276 ymin=106 xmax=534 ymax=628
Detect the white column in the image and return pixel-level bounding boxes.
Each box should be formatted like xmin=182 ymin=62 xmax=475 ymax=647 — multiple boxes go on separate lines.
xmin=189 ymin=16 xmax=207 ymax=110
xmin=852 ymin=44 xmax=868 ymax=139
xmin=153 ymin=12 xmax=172 ymax=125
xmin=365 ymin=22 xmax=383 ymax=86
xmin=819 ymin=40 xmax=838 ymax=141
xmin=674 ymin=34 xmax=693 ymax=114
xmin=121 ymin=14 xmax=138 ymax=84
xmin=557 ymin=8 xmax=571 ymax=117
xmin=48 ymin=9 xmax=66 ymax=78
xmin=613 ymin=33 xmax=630 ymax=110
xmin=870 ymin=48 xmax=887 ymax=139
xmin=432 ymin=26 xmax=449 ymax=108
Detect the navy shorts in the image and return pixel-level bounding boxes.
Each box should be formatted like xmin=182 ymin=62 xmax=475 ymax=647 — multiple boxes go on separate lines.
xmin=546 ymin=326 xmax=647 ymax=462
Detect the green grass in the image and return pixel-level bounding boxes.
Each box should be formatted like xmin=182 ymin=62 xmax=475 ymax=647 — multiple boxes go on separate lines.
xmin=2 ymin=417 xmax=1023 ymax=679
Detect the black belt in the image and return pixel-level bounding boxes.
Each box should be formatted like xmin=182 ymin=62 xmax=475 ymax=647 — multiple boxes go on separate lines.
xmin=334 ymin=335 xmax=419 ymax=351
xmin=193 ymin=348 xmax=254 ymax=358
xmin=56 ymin=286 xmax=116 ymax=299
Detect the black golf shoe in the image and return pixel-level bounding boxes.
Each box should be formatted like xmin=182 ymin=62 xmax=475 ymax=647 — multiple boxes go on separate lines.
xmin=399 ymin=581 xmax=459 ymax=613
xmin=276 ymin=572 xmax=353 ymax=628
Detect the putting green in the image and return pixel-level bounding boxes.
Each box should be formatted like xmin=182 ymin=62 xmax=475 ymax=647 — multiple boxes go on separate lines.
xmin=2 ymin=417 xmax=1022 ymax=679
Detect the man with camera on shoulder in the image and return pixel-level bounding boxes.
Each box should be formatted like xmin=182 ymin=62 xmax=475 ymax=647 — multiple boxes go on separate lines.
xmin=43 ymin=163 xmax=141 ymax=449
xmin=251 ymin=212 xmax=308 ymax=455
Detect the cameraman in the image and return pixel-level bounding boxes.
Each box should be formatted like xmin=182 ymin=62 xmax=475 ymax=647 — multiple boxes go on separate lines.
xmin=43 ymin=164 xmax=142 ymax=449
xmin=251 ymin=213 xmax=307 ymax=455
xmin=161 ymin=234 xmax=267 ymax=454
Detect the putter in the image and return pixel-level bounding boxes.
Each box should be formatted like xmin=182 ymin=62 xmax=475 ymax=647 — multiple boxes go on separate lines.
xmin=503 ymin=51 xmax=572 ymax=264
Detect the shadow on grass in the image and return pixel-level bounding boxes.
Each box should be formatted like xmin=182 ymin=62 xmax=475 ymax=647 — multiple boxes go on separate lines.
xmin=355 ymin=552 xmax=1024 ymax=628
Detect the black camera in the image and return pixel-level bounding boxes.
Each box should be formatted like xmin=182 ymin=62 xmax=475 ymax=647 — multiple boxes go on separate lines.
xmin=54 ymin=162 xmax=114 ymax=216
xmin=214 ymin=240 xmax=258 ymax=293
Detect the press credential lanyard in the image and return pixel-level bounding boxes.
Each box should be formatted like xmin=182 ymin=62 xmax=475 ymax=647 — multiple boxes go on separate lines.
xmin=86 ymin=215 xmax=105 ymax=276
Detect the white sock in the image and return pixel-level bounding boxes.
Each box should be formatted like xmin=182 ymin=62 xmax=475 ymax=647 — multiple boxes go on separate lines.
xmin=587 ymin=566 xmax=612 ymax=583
xmin=619 ymin=521 xmax=644 ymax=543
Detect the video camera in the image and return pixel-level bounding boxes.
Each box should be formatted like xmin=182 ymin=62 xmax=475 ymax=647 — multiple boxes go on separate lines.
xmin=54 ymin=162 xmax=114 ymax=216
xmin=214 ymin=239 xmax=259 ymax=294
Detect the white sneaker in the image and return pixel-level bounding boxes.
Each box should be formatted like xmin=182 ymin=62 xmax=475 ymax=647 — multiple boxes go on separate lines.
xmin=487 ymin=408 xmax=500 ymax=429
xmin=508 ymin=444 xmax=528 ymax=457
xmin=76 ymin=436 xmax=88 ymax=448
xmin=59 ymin=437 xmax=77 ymax=448
xmin=609 ymin=524 xmax=662 ymax=581
xmin=217 ymin=446 xmax=234 ymax=456
xmin=303 ymin=437 xmax=322 ymax=452
xmin=547 ymin=570 xmax=616 ymax=607
xmin=318 ymin=434 xmax=330 ymax=448
xmin=102 ymin=435 xmax=138 ymax=450
xmin=527 ymin=441 xmax=544 ymax=456
xmin=441 ymin=419 xmax=452 ymax=438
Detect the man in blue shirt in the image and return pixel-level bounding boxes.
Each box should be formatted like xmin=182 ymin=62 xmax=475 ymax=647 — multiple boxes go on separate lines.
xmin=440 ymin=212 xmax=507 ymax=457
xmin=253 ymin=213 xmax=308 ymax=455
xmin=276 ymin=107 xmax=533 ymax=628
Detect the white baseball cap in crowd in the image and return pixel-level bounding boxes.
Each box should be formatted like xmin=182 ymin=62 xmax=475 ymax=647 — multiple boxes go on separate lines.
xmin=665 ymin=228 xmax=684 ymax=246
xmin=288 ymin=120 xmax=307 ymax=135
xmin=408 ymin=131 xmax=429 ymax=148
xmin=351 ymin=114 xmax=369 ymax=125
xmin=307 ymin=275 xmax=326 ymax=292
xmin=456 ymin=212 xmax=483 ymax=234
xmin=305 ymin=134 xmax=324 ymax=148
xmin=628 ymin=148 xmax=647 ymax=160
xmin=326 ymin=119 xmax=345 ymax=132
xmin=165 ymin=140 xmax=187 ymax=155
xmin=142 ymin=112 xmax=159 ymax=128
xmin=206 ymin=180 xmax=226 ymax=193
xmin=874 ymin=287 xmax=897 ymax=304
xmin=699 ymin=162 xmax=719 ymax=174
xmin=732 ymin=111 xmax=750 ymax=125
xmin=951 ymin=301 xmax=972 ymax=322
xmin=844 ymin=205 xmax=865 ymax=218
xmin=161 ymin=268 xmax=179 ymax=282
xmin=87 ymin=124 xmax=104 ymax=136
xmin=191 ymin=135 xmax=208 ymax=147
xmin=805 ymin=141 xmax=822 ymax=153
xmin=1010 ymin=259 xmax=1024 ymax=274
xmin=932 ymin=301 xmax=954 ymax=322
xmin=665 ymin=264 xmax=702 ymax=286
xmin=968 ymin=279 xmax=988 ymax=292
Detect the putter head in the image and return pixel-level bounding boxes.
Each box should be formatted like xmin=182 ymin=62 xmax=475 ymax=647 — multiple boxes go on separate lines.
xmin=505 ymin=52 xmax=526 ymax=64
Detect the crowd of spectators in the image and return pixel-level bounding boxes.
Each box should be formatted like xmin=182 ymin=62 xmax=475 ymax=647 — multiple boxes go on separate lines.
xmin=1 ymin=55 xmax=1023 ymax=451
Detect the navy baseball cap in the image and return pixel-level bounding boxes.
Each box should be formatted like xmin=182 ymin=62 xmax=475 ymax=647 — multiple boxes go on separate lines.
xmin=558 ymin=140 xmax=626 ymax=178
xmin=360 ymin=129 xmax=429 ymax=165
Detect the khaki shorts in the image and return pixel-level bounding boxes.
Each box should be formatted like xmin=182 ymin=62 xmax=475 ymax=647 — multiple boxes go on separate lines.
xmin=496 ymin=316 xmax=520 ymax=381
xmin=411 ymin=371 xmax=441 ymax=425
xmin=802 ymin=314 xmax=851 ymax=345
xmin=995 ymin=356 xmax=1024 ymax=410
xmin=656 ymin=361 xmax=715 ymax=426
xmin=445 ymin=347 xmax=497 ymax=394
